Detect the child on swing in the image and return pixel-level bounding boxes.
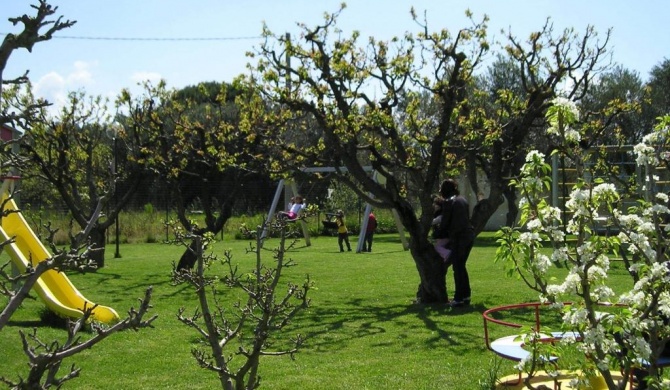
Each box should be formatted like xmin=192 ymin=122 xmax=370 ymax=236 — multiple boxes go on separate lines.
xmin=279 ymin=195 xmax=306 ymax=220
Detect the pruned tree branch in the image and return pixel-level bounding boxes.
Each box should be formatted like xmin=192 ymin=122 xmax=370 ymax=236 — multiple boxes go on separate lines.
xmin=0 ymin=1 xmax=76 ymax=79
xmin=171 ymin=218 xmax=310 ymax=389
xmin=0 ymin=287 xmax=156 ymax=389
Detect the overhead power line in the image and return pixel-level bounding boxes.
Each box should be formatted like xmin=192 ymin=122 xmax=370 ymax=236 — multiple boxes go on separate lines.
xmin=0 ymin=32 xmax=262 ymax=41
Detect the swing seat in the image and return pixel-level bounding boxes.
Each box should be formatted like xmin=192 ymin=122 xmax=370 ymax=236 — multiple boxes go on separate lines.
xmin=277 ymin=211 xmax=299 ymax=222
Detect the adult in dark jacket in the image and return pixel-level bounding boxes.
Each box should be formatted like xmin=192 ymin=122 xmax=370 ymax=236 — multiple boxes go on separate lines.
xmin=437 ymin=179 xmax=475 ymax=307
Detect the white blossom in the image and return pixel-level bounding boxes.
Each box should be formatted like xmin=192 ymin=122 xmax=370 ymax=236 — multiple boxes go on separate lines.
xmin=559 ymin=271 xmax=583 ymax=295
xmin=526 ymin=218 xmax=543 ymax=231
xmin=634 ymin=142 xmax=658 ymax=166
xmin=652 ymin=203 xmax=670 ymax=216
xmin=525 ymin=150 xmax=545 ymax=163
xmin=552 ymin=96 xmax=580 ymax=121
xmin=619 ymin=290 xmax=647 ymax=307
xmin=595 ymin=254 xmax=610 ymax=270
xmin=637 ymin=221 xmax=655 ymax=234
xmin=650 ymin=262 xmax=669 ymax=279
xmin=592 ymin=183 xmax=618 ymax=199
xmin=615 ymin=210 xmax=643 ymax=230
xmin=534 ymin=254 xmax=551 ymax=274
xmin=549 ymin=228 xmax=566 ymax=242
xmin=519 ymin=232 xmax=541 ymax=245
xmin=539 ymin=206 xmax=562 ymax=222
xmin=565 ymin=128 xmax=581 ymax=143
xmin=546 ymin=284 xmax=565 ymax=297
xmin=563 ymin=307 xmax=589 ymax=327
xmin=591 ymin=285 xmax=615 ymax=301
xmin=587 ymin=265 xmax=607 ymax=283
xmin=566 ymin=219 xmax=580 ymax=234
xmin=576 ymin=242 xmax=597 ymax=263
xmin=551 ymin=247 xmax=569 ymax=263
xmin=658 ymin=294 xmax=670 ymax=318
xmin=631 ymin=335 xmax=652 ymax=360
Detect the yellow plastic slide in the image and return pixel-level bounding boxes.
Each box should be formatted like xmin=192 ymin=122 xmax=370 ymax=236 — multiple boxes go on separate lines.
xmin=1 ymin=197 xmax=119 ymax=324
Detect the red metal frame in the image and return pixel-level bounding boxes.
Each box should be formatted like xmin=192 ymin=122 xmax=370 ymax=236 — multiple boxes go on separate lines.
xmin=482 ymin=302 xmax=571 ymax=388
xmin=482 ymin=302 xmax=548 ymax=353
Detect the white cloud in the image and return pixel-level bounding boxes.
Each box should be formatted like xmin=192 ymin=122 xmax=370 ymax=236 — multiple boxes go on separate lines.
xmin=33 ymin=71 xmax=67 ymax=110
xmin=65 ymin=61 xmax=95 ymax=87
xmin=32 ymin=61 xmax=99 ymax=115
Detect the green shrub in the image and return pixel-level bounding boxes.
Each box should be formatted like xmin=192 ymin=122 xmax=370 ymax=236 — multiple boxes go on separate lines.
xmin=21 ymin=207 xmax=402 ymax=245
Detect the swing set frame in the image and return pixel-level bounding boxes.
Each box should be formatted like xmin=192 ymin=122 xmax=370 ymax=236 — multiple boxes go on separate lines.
xmin=263 ymin=166 xmax=408 ymax=252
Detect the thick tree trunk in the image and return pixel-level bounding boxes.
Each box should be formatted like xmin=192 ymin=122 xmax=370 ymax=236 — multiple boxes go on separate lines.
xmin=389 ymin=198 xmax=449 ymax=304
xmin=176 ymin=240 xmax=199 ymax=271
xmin=89 ymin=227 xmax=106 ymax=268
xmin=503 ymin=186 xmax=519 ymax=227
xmin=174 ymin=185 xmax=237 ymax=271
xmin=411 ymin=241 xmax=449 ymax=304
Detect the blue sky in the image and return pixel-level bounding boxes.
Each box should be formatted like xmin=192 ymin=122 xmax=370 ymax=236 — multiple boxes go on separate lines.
xmin=2 ymin=1 xmax=669 ymax=110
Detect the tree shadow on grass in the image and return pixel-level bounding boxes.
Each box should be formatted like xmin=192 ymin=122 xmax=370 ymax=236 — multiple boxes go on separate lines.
xmin=296 ymin=298 xmax=485 ymax=355
xmin=415 ymin=302 xmax=488 ymax=349
xmin=7 ymin=319 xmax=45 ymax=328
xmin=87 ymin=270 xmax=171 ymax=289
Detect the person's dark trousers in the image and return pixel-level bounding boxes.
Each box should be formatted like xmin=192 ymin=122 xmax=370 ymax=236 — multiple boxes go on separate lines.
xmin=451 ymin=232 xmax=474 ymax=303
xmin=338 ymin=233 xmax=351 ymax=251
xmin=364 ymin=232 xmax=374 ymax=251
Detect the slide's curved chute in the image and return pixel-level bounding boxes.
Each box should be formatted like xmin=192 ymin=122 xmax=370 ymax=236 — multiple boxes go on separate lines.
xmin=1 ymin=196 xmax=119 ymax=324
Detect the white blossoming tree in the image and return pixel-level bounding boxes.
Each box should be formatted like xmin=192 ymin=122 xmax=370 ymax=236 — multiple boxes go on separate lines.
xmin=496 ymin=96 xmax=670 ymax=389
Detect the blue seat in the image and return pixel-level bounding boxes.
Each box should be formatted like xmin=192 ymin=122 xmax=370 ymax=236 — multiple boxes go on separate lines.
xmin=489 ymin=333 xmax=564 ymax=362
xmin=489 ymin=335 xmax=531 ymax=361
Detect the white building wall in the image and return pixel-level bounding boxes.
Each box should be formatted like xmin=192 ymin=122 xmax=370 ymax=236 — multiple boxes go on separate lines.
xmin=456 ymin=174 xmax=508 ymax=231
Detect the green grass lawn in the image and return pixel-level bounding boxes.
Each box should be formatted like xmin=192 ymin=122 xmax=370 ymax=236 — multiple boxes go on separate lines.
xmin=0 ymin=232 xmax=635 ymax=389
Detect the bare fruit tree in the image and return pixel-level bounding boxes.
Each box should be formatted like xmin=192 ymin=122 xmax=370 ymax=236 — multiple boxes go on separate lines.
xmin=172 ymin=218 xmax=311 ymax=390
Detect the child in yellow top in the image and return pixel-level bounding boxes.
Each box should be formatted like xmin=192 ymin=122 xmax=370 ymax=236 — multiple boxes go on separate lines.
xmin=335 ymin=210 xmax=352 ymax=252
